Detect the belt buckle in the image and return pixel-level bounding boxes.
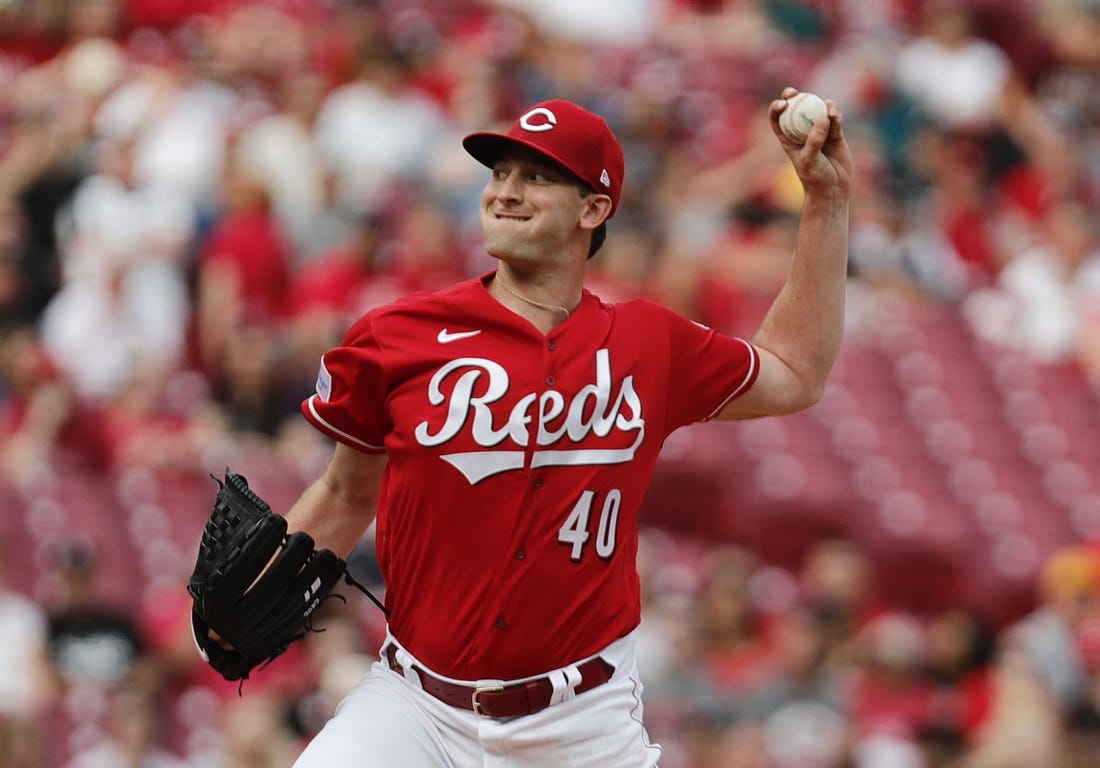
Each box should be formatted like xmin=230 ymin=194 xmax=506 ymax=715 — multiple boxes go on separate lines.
xmin=471 ymin=684 xmax=505 ymax=718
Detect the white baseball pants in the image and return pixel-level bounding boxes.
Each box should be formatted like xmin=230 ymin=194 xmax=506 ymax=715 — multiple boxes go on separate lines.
xmin=292 ymin=632 xmax=663 ymax=768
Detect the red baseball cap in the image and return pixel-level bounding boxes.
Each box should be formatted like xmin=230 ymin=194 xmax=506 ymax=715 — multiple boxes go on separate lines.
xmin=463 ymin=99 xmax=625 ymax=217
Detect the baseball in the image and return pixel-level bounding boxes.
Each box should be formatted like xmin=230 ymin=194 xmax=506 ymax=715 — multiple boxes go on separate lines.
xmin=779 ymin=92 xmax=829 ymax=143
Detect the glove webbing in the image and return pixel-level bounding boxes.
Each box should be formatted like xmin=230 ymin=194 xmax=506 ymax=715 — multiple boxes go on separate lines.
xmin=219 ymin=471 xmax=388 ymax=615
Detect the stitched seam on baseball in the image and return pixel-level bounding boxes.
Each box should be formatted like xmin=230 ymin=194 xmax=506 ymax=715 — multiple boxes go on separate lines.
xmin=780 ymin=94 xmax=824 ymax=142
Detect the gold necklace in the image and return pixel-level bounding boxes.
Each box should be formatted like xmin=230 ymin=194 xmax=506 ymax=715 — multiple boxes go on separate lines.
xmin=495 ymin=271 xmax=572 ymax=318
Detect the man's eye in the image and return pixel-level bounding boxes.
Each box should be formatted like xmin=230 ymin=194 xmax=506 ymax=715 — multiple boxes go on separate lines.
xmin=530 ymin=172 xmax=550 ymax=182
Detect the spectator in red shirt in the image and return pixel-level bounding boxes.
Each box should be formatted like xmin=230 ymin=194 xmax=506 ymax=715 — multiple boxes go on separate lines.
xmin=195 ymin=167 xmax=291 ymax=377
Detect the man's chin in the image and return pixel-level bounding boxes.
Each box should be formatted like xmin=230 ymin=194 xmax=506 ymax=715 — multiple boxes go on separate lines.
xmin=482 ymin=237 xmax=524 ymax=262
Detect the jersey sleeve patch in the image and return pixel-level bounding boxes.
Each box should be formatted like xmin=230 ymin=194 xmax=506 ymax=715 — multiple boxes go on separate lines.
xmin=315 ymin=358 xmax=332 ymax=403
xmin=300 ymin=312 xmax=391 ymax=452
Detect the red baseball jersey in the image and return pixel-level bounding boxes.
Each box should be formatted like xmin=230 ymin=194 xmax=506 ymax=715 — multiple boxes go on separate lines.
xmin=302 ymin=274 xmax=759 ymax=680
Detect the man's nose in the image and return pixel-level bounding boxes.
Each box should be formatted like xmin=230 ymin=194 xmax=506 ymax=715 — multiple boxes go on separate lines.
xmin=494 ymin=172 xmax=523 ymax=201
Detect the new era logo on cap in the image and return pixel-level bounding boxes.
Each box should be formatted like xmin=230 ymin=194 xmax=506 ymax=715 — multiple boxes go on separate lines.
xmin=463 ymin=99 xmax=625 ymax=216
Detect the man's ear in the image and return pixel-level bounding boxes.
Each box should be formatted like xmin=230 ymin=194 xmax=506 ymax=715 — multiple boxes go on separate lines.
xmin=579 ymin=194 xmax=613 ymax=232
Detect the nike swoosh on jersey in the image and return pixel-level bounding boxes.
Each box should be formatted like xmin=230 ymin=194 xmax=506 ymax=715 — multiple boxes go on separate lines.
xmin=437 ymin=328 xmax=483 ymax=344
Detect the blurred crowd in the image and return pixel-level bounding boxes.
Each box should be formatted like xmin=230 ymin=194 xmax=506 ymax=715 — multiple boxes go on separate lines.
xmin=2 ymin=0 xmax=1100 ymax=765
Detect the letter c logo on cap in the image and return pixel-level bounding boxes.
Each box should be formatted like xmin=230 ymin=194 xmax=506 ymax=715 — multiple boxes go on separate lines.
xmin=519 ymin=107 xmax=557 ymax=133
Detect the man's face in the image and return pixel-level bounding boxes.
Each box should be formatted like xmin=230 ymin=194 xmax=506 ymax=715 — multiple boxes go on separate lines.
xmin=479 ymin=145 xmax=592 ymax=265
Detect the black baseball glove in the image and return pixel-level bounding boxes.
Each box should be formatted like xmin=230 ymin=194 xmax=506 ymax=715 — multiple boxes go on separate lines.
xmin=188 ymin=469 xmax=385 ymax=683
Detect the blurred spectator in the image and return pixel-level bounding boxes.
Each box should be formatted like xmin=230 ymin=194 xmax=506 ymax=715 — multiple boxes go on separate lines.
xmin=633 ymin=535 xmax=721 ymax=766
xmin=584 ymin=223 xmax=663 ymax=305
xmin=656 ymin=0 xmax=786 ymax=63
xmin=722 ymin=604 xmax=850 ymax=768
xmin=698 ymin=200 xmax=800 ymax=335
xmin=893 ymin=0 xmax=1014 ymax=135
xmin=197 ymin=692 xmax=300 ymax=768
xmin=203 ymin=3 xmax=310 ymax=100
xmin=1000 ymin=544 xmax=1100 ymax=720
xmin=962 ymin=196 xmax=1100 ymax=363
xmin=966 ymin=632 xmax=1064 ymax=768
xmin=63 ymin=680 xmax=189 ymax=768
xmin=891 ymin=1 xmax=1061 ymax=290
xmin=697 ymin=720 xmax=768 ymax=768
xmin=0 ymin=50 xmax=89 ymax=202
xmin=0 ymin=198 xmax=41 ymax=328
xmin=761 ymin=698 xmax=849 ymax=768
xmin=1068 ymin=597 xmax=1100 ymax=762
xmin=39 ymin=134 xmax=193 ymax=402
xmin=234 ymin=66 xmax=345 ymax=262
xmin=0 ymin=327 xmax=112 ymax=479
xmin=283 ymin=210 xmax=405 ymax=416
xmin=37 ymin=535 xmax=148 ymax=765
xmin=993 ymin=108 xmax=1093 ymax=234
xmin=919 ymin=608 xmax=996 ymax=762
xmin=845 ymin=126 xmax=971 ymax=301
xmin=91 ymin=28 xmax=241 ymax=211
xmin=0 ymin=54 xmax=91 ymax=320
xmin=287 ymin=210 xmax=400 ymax=326
xmin=0 ymin=545 xmax=50 ymax=721
xmin=798 ymin=536 xmax=874 ymax=668
xmin=312 ymin=41 xmax=447 ymax=218
xmin=697 ymin=545 xmax=771 ymax=696
xmin=499 ymin=0 xmax=659 ymax=47
xmin=210 ymin=323 xmax=296 ymax=438
xmin=742 ymin=603 xmax=847 ymax=718
xmin=194 ymin=166 xmax=290 ymax=378
xmin=844 ymin=611 xmax=932 ymax=759
xmin=41 ymin=536 xmax=147 ymax=695
xmin=382 ymin=197 xmax=468 ymax=293
xmin=908 ymin=128 xmax=1005 ymax=287
xmin=98 ymin=366 xmax=218 ymax=472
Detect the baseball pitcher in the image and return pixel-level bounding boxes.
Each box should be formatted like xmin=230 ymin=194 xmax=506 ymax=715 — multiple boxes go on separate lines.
xmin=190 ymin=89 xmax=852 ymax=767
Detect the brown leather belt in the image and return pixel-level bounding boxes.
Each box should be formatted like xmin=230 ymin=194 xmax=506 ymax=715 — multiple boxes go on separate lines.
xmin=384 ymin=645 xmax=614 ymax=719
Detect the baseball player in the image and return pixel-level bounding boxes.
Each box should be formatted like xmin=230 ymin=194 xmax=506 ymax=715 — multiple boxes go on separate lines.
xmin=285 ymin=89 xmax=852 ymax=767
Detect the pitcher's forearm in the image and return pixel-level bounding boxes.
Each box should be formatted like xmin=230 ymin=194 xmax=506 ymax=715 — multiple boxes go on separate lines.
xmin=285 ymin=446 xmax=386 ymax=557
xmin=752 ymin=189 xmax=850 ymax=400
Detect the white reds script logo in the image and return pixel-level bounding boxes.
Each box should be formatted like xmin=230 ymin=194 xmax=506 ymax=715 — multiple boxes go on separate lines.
xmin=415 ymin=349 xmax=644 ymax=484
xmin=519 ymin=107 xmax=557 ymax=133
